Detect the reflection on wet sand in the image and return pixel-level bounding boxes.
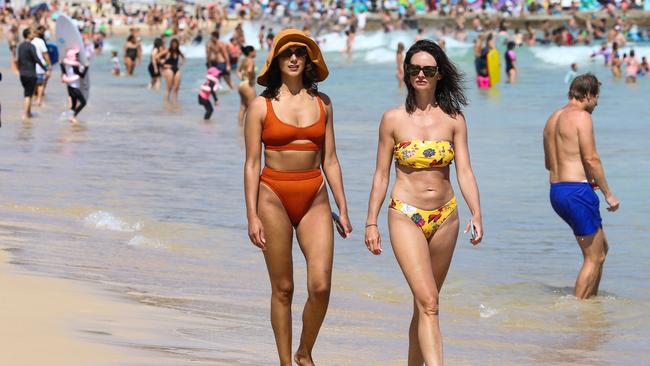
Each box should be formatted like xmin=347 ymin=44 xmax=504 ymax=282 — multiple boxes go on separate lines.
xmin=530 ymin=296 xmax=611 ymax=366
xmin=57 ymin=123 xmax=89 ymax=155
xmin=18 ymin=120 xmax=33 ymax=142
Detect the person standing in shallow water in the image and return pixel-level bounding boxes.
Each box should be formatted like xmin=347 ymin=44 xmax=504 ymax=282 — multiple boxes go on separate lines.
xmin=17 ymin=28 xmax=46 ymax=121
xmin=236 ymin=45 xmax=257 ymax=125
xmin=148 ymin=38 xmax=165 ymax=89
xmin=123 ymin=35 xmax=140 ymax=76
xmin=243 ymin=29 xmax=352 ymax=366
xmin=157 ymin=38 xmax=185 ymax=103
xmin=396 ymin=42 xmax=405 ymax=89
xmin=543 ymin=73 xmax=620 ymax=299
xmin=505 ymin=41 xmax=517 ymax=84
xmin=365 ymin=40 xmax=483 ymax=366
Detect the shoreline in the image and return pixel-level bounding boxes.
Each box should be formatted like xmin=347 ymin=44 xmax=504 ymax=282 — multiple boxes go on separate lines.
xmin=0 ymin=239 xmax=206 ymax=366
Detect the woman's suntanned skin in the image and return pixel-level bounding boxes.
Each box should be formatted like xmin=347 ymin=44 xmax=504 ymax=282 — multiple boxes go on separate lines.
xmin=157 ymin=38 xmax=185 ymax=103
xmin=237 ymin=46 xmax=257 ymax=125
xmin=365 ymin=41 xmax=483 ymax=366
xmin=244 ymin=39 xmax=352 ymax=366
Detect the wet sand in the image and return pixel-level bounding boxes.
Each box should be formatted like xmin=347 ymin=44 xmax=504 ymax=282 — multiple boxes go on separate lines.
xmin=0 ymin=235 xmax=220 ymax=366
xmin=0 ymin=247 xmax=123 ymax=366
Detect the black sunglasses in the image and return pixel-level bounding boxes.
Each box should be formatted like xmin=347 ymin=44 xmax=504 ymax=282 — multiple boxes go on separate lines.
xmin=279 ymin=47 xmax=308 ymax=59
xmin=406 ymin=64 xmax=439 ymax=77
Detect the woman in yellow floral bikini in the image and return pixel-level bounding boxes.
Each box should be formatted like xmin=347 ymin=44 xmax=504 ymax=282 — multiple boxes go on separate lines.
xmin=365 ymin=40 xmax=483 ymax=365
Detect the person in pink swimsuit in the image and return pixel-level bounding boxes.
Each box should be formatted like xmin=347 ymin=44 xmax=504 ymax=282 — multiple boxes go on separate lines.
xmin=624 ymin=49 xmax=640 ymax=84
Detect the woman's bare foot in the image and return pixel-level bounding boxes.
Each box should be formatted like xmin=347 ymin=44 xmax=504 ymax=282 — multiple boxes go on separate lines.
xmin=294 ymin=350 xmax=314 ymax=366
xmin=69 ymin=116 xmax=77 ymax=124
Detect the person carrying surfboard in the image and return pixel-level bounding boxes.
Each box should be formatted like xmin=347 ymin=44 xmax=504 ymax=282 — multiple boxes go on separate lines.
xmin=32 ymin=25 xmax=52 ymax=107
xmin=485 ymin=33 xmax=500 ymax=87
xmin=60 ymin=48 xmax=89 ymax=123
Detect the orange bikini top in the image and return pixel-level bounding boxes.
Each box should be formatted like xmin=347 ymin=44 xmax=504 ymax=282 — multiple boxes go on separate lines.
xmin=262 ymin=96 xmax=326 ymax=151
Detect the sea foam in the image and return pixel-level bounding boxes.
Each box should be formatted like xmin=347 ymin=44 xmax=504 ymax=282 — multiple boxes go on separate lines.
xmin=83 ymin=211 xmax=143 ymax=232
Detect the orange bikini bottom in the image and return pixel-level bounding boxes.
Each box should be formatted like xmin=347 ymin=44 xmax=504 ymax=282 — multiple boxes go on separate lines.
xmin=260 ymin=167 xmax=324 ymax=226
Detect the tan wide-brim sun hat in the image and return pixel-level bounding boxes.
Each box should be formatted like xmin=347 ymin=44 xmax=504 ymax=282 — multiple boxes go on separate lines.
xmin=257 ymin=28 xmax=329 ymax=87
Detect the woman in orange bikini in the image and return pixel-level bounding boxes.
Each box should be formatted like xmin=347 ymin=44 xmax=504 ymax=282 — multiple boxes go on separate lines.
xmin=365 ymin=40 xmax=483 ymax=365
xmin=243 ymin=29 xmax=352 ymax=366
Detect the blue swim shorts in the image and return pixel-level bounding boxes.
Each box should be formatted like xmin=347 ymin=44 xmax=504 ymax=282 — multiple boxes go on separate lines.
xmin=550 ymin=182 xmax=602 ymax=236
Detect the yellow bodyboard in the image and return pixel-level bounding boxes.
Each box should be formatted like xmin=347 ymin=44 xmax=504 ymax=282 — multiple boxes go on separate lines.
xmin=487 ymin=48 xmax=500 ymax=85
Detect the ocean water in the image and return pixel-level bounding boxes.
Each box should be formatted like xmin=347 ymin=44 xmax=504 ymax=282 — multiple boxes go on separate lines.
xmin=1 ymin=29 xmax=649 ymax=365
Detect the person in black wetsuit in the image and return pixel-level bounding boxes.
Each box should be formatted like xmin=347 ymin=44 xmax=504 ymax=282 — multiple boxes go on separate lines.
xmin=60 ymin=48 xmax=89 ymax=123
xmin=157 ymin=38 xmax=185 ymax=103
xmin=505 ymin=41 xmax=517 ymax=83
xmin=17 ymin=28 xmax=46 ymax=121
xmin=198 ymin=67 xmax=220 ymax=120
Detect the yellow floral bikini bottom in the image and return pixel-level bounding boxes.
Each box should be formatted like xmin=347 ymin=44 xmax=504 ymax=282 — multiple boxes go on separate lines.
xmin=389 ymin=196 xmax=457 ymax=239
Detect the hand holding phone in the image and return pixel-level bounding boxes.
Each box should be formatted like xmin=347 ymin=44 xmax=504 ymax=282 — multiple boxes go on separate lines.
xmin=469 ymin=220 xmax=477 ymax=240
xmin=331 ymin=212 xmax=347 ymax=238
xmin=464 ymin=219 xmax=481 ymax=245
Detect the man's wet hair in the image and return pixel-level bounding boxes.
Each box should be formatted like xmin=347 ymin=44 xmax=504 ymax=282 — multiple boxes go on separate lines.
xmin=568 ymin=73 xmax=600 ymax=101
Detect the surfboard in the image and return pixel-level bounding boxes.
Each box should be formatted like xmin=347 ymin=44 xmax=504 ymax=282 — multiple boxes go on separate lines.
xmin=55 ymin=15 xmax=90 ymax=100
xmin=487 ymin=48 xmax=500 ymax=86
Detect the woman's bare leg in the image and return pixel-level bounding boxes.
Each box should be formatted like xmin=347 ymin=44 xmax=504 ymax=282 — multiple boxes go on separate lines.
xmin=390 ymin=209 xmax=459 ymax=366
xmin=172 ymin=71 xmax=182 ymax=104
xmin=294 ymin=187 xmax=334 ymax=366
xmin=163 ymin=70 xmax=173 ymax=101
xmin=258 ymin=184 xmax=295 ymax=366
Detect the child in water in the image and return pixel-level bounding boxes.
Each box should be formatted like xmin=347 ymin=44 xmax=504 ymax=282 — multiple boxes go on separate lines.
xmin=198 ymin=67 xmax=220 ymax=120
xmin=111 ymin=51 xmax=121 ymax=76
xmin=61 ymin=48 xmax=89 ymax=123
xmin=565 ymin=63 xmax=578 ymax=83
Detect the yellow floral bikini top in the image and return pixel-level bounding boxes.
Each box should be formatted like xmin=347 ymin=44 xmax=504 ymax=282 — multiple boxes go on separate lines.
xmin=393 ymin=140 xmax=455 ymax=169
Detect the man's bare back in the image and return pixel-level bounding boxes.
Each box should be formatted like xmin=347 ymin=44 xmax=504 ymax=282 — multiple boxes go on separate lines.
xmin=544 ymin=105 xmax=592 ymax=183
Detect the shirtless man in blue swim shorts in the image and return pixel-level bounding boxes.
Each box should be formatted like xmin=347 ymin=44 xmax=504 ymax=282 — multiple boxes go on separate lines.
xmin=543 ymin=73 xmax=620 ymax=299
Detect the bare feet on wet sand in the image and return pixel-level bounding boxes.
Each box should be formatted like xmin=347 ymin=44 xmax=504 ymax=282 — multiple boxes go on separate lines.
xmin=294 ymin=350 xmax=315 ymax=366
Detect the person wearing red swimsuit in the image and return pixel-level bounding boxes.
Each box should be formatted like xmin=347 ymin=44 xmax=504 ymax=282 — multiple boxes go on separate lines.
xmin=243 ymin=29 xmax=352 ymax=366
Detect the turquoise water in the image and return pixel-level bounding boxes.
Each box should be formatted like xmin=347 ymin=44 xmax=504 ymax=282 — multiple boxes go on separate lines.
xmin=1 ymin=29 xmax=649 ymax=365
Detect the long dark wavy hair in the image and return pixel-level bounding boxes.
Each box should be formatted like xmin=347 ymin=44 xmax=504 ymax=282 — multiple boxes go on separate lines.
xmin=169 ymin=38 xmax=184 ymax=58
xmin=403 ymin=40 xmax=467 ymax=117
xmin=261 ymin=54 xmax=319 ymax=99
xmin=153 ymin=37 xmax=163 ymax=50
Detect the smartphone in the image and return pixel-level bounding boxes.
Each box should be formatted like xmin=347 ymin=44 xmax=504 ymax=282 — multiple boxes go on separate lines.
xmin=331 ymin=212 xmax=346 ymax=237
xmin=469 ymin=220 xmax=477 ymax=240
